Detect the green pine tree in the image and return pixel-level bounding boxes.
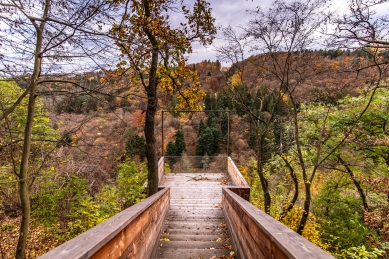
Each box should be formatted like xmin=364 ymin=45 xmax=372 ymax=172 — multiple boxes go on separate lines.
xmin=174 ymin=129 xmax=186 ymax=156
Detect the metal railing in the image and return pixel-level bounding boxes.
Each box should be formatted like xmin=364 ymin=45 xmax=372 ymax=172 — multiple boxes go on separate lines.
xmin=163 ymin=155 xmax=228 ymax=174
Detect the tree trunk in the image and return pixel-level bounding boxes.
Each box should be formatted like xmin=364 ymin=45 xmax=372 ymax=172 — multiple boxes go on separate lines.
xmin=15 ymin=91 xmax=36 ymax=259
xmin=15 ymin=63 xmax=39 ymax=259
xmin=297 ymin=181 xmax=311 ymax=235
xmin=143 ymin=0 xmax=160 ymax=196
xmin=15 ymin=1 xmax=49 ymax=256
xmin=144 ymin=46 xmax=159 ymax=197
xmin=280 ymin=156 xmax=298 ymax=220
xmin=257 ymin=134 xmax=271 ymax=214
xmin=338 ymin=155 xmax=369 ymax=212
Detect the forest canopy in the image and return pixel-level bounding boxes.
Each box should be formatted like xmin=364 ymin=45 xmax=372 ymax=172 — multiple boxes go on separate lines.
xmin=0 ymin=0 xmax=389 ymax=258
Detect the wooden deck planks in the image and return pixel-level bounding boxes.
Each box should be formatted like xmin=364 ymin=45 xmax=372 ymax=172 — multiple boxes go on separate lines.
xmin=154 ymin=173 xmax=235 ymax=259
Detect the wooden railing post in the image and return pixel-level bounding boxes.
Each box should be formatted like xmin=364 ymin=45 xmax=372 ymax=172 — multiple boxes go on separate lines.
xmin=158 ymin=157 xmax=164 ymax=183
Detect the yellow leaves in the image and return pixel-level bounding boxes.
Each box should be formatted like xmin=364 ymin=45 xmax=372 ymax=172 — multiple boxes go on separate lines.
xmin=160 ymin=237 xmax=170 ymax=241
xmin=315 ymin=63 xmax=322 ymax=73
xmin=99 ymin=78 xmax=106 ymax=83
xmin=229 ymin=71 xmax=242 ymax=88
xmin=330 ymin=61 xmax=339 ymax=70
xmin=276 ymin=206 xmax=328 ymax=249
xmin=59 ymin=121 xmax=63 ymax=125
xmin=280 ymin=90 xmax=288 ymax=103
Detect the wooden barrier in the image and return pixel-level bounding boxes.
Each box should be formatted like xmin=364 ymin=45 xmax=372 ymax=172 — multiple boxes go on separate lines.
xmin=226 ymin=186 xmax=250 ymax=201
xmin=227 ymin=157 xmax=249 ymax=187
xmin=39 ymin=188 xmax=170 ymax=259
xmin=158 ymin=157 xmax=164 ymax=183
xmin=222 ymin=188 xmax=334 ymax=259
xmin=226 ymin=157 xmax=250 ymax=201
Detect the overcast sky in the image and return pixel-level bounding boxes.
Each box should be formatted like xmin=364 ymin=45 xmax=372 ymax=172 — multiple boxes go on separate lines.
xmin=184 ymin=0 xmax=388 ymax=66
xmin=185 ymin=0 xmax=260 ymax=65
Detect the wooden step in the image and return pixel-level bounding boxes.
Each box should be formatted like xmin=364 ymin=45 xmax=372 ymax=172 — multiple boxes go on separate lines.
xmin=157 ymin=240 xmax=233 ymax=249
xmin=154 ymin=172 xmax=235 ymax=259
xmin=154 ymin=249 xmax=234 ymax=259
xmin=162 ymin=221 xmax=226 ymax=228
xmin=160 ymin=234 xmax=230 ymax=242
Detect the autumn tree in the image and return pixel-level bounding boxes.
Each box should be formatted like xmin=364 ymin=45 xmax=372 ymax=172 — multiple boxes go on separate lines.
xmin=331 ymin=0 xmax=389 ymax=50
xmin=111 ymin=0 xmax=216 ymax=196
xmin=243 ymin=0 xmax=389 ymax=236
xmin=0 ymin=1 xmax=113 ymax=257
xmin=237 ymin=0 xmax=328 ymax=227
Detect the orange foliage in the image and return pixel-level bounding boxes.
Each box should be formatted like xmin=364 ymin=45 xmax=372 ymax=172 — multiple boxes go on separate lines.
xmin=133 ymin=109 xmax=145 ymax=127
xmin=330 ymin=61 xmax=339 ymax=70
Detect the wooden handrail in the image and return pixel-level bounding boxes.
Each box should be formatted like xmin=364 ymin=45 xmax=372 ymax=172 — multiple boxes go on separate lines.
xmin=226 ymin=157 xmax=250 ymax=201
xmin=227 ymin=157 xmax=249 ymax=187
xmin=38 ymin=188 xmax=170 ymax=259
xmin=158 ymin=157 xmax=164 ymax=183
xmin=222 ymin=187 xmax=334 ymax=259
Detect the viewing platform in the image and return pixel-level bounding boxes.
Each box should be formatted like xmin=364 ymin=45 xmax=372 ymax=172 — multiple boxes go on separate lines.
xmin=39 ymin=157 xmax=334 ymax=259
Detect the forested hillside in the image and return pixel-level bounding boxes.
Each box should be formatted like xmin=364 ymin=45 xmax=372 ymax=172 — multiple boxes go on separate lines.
xmin=1 ymin=0 xmax=389 ymax=258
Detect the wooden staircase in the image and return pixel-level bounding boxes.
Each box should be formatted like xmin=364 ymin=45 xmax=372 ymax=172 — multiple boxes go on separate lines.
xmin=39 ymin=157 xmax=335 ymax=259
xmin=154 ymin=173 xmax=235 ymax=259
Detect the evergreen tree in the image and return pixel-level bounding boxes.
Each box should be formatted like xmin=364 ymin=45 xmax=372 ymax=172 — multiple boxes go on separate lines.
xmin=174 ymin=129 xmax=186 ymax=156
xmin=217 ymin=95 xmax=226 ymax=110
xmin=166 ymin=141 xmax=176 ymax=156
xmin=125 ymin=129 xmax=136 ymax=158
xmin=135 ymin=135 xmax=147 ymax=161
xmin=125 ymin=129 xmax=146 ymax=161
xmin=166 ymin=140 xmax=177 ymax=166
xmin=196 ymin=134 xmax=206 ymax=156
xmin=203 ymin=127 xmax=215 ymax=155
xmin=248 ymin=130 xmax=257 ymax=151
xmin=210 ymin=126 xmax=222 ymax=154
xmin=221 ymin=112 xmax=229 ymax=136
xmin=206 ymin=112 xmax=216 ymax=126
xmin=198 ymin=119 xmax=206 ymax=136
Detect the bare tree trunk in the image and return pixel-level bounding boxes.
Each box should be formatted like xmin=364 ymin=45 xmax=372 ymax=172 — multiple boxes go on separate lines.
xmin=257 ymin=134 xmax=271 ymax=214
xmin=15 ymin=1 xmax=49 ymax=256
xmin=144 ymin=46 xmax=159 ymax=196
xmin=289 ymin=93 xmax=309 ymax=235
xmin=15 ymin=92 xmax=35 ymax=259
xmin=15 ymin=54 xmax=40 ymax=259
xmin=143 ymin=0 xmax=159 ymax=196
xmin=280 ymin=156 xmax=298 ymax=219
xmin=297 ymin=182 xmax=311 ymax=235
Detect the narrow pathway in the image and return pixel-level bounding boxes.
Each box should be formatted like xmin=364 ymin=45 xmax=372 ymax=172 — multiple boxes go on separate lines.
xmin=154 ymin=173 xmax=235 ymax=259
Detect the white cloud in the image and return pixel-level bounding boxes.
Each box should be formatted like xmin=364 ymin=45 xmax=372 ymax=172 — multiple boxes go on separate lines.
xmin=186 ymin=0 xmax=389 ymax=65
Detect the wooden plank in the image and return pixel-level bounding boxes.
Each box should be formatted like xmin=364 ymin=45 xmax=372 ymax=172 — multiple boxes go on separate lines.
xmin=39 ymin=188 xmax=170 ymax=259
xmin=222 ymin=187 xmax=334 ymax=259
xmin=223 ymin=194 xmax=267 ymax=259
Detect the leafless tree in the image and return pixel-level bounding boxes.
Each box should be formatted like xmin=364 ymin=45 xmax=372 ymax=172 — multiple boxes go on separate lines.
xmin=0 ymin=0 xmax=115 ymax=257
xmin=243 ymin=0 xmax=328 ymax=233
